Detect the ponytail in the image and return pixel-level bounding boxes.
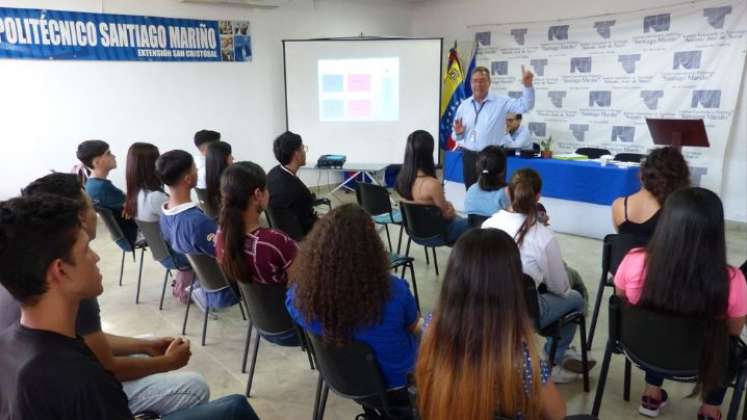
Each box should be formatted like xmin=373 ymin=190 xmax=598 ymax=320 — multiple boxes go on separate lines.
xmin=219 ymin=205 xmax=250 ymax=283
xmin=508 ymin=169 xmax=542 ymax=247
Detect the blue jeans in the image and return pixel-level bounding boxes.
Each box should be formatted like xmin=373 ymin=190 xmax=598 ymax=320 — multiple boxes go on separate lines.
xmin=123 ymin=371 xmax=209 ymax=415
xmin=644 ymin=371 xmax=727 ymax=406
xmin=163 ymin=395 xmax=259 ymax=420
xmin=445 ymin=217 xmax=471 ymax=244
xmin=261 ymin=330 xmax=302 ymax=346
xmin=538 ymin=289 xmax=585 ymax=365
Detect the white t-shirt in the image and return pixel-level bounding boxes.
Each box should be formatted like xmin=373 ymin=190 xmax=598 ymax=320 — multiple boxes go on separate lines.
xmin=196 ymin=154 xmax=206 ymax=189
xmin=136 ymin=189 xmax=169 ymax=223
xmin=482 ymin=210 xmax=570 ymax=295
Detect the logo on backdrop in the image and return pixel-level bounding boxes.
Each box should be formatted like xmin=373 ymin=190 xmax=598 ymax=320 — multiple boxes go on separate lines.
xmin=690 ymin=166 xmax=708 ymax=186
xmin=673 ymin=51 xmax=702 ymax=70
xmin=511 ymin=28 xmax=528 ymax=45
xmin=491 ymin=61 xmax=509 ymax=76
xmin=589 ymin=91 xmax=612 ymax=107
xmin=691 ymin=90 xmax=721 ymax=108
xmin=703 ymin=6 xmax=732 ymax=29
xmin=611 ymin=126 xmax=635 ymax=142
xmin=476 ymin=32 xmax=492 ymax=47
xmin=644 ymin=13 xmax=671 ymax=32
xmin=528 ymin=122 xmax=547 ymax=137
xmin=570 ymin=57 xmax=592 ymax=73
xmin=530 ymin=58 xmax=548 ymax=76
xmin=640 ymin=90 xmax=664 ymax=110
xmin=548 ymin=91 xmax=567 ymax=108
xmin=594 ymin=20 xmax=616 ymax=39
xmin=618 ymin=54 xmax=641 ymax=74
xmin=570 ymin=124 xmax=589 ymax=141
xmin=548 ymin=25 xmax=569 ymax=41
xmin=508 ymin=91 xmax=522 ymax=99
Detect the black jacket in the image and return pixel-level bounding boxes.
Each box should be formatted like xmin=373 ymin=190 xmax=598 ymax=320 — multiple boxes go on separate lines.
xmin=267 ymin=165 xmax=318 ymax=236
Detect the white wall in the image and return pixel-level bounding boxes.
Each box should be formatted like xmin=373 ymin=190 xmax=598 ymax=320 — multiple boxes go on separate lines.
xmin=0 ymin=0 xmax=412 ymax=198
xmin=410 ymin=0 xmax=747 ymax=223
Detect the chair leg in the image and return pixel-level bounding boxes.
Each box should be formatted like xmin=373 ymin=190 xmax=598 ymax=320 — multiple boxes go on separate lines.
xmin=403 ymin=238 xmax=412 ymax=278
xmin=313 ymin=375 xmax=324 ymax=420
xmin=409 ymin=263 xmax=420 ymax=312
xmin=237 ymin=299 xmax=247 ymax=321
xmin=726 ymin=368 xmax=746 ymax=420
xmin=432 ymin=247 xmax=439 ymax=276
xmin=623 ymin=358 xmax=631 ymax=402
xmin=245 ymin=329 xmax=260 ymax=398
xmin=159 ymin=270 xmax=170 ymax=310
xmin=119 ymin=251 xmax=125 ymax=286
xmin=587 ymin=274 xmax=608 ymax=350
xmin=592 ymin=340 xmax=615 ymax=417
xmin=201 ymin=301 xmax=210 ymax=346
xmin=241 ymin=321 xmax=254 ymax=373
xmin=578 ymin=316 xmax=590 ymax=392
xmin=135 ymin=248 xmax=145 ymax=304
xmin=181 ymin=277 xmax=196 ymax=335
xmin=548 ymin=334 xmax=560 ymax=368
xmin=384 ymin=224 xmax=392 ymax=252
xmin=317 ymin=382 xmax=330 ymax=420
xmin=424 ymin=246 xmax=430 ymax=264
xmin=396 ymin=224 xmax=404 ymax=255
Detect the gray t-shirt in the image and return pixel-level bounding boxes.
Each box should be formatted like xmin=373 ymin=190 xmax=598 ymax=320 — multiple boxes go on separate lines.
xmin=0 ymin=285 xmax=102 ymax=335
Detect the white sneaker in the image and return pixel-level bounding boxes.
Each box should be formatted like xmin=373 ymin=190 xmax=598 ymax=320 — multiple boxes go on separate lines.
xmin=551 ymin=365 xmax=579 ymax=384
xmin=561 ymin=347 xmax=597 ymax=374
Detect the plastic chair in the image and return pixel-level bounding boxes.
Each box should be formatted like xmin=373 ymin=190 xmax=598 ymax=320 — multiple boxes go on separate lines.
xmin=265 ymin=206 xmax=305 ymax=241
xmin=389 ymin=253 xmax=420 ymax=311
xmin=576 ymin=147 xmax=611 ymax=159
xmin=399 ymin=202 xmax=451 ymax=276
xmin=591 ymin=295 xmax=747 ymax=419
xmin=356 ymin=183 xmax=403 ymax=253
xmin=306 ymin=332 xmax=413 ymax=420
xmin=614 ymin=153 xmax=646 ymax=163
xmin=235 ymin=281 xmax=314 ymax=397
xmin=467 ymin=214 xmax=489 ymax=228
xmin=183 ymin=254 xmax=247 ymax=346
xmin=524 ymin=275 xmax=591 ymax=392
xmin=96 ymin=207 xmax=147 ymax=287
xmin=587 ymin=234 xmax=647 ymax=350
xmin=134 ymin=220 xmax=191 ymax=308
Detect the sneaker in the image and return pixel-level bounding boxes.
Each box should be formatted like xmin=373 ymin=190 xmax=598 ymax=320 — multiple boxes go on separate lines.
xmin=561 ymin=347 xmax=597 ymax=373
xmin=697 ymin=407 xmax=721 ymax=420
xmin=638 ymin=389 xmax=668 ymax=418
xmin=551 ymin=365 xmax=579 ymax=384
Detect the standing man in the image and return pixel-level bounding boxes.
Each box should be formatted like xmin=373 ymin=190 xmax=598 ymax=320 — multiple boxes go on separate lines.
xmin=500 ymin=113 xmax=533 ymax=151
xmin=453 ymin=65 xmax=535 ymax=189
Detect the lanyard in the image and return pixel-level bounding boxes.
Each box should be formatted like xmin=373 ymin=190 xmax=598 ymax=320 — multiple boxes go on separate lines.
xmin=472 ymin=99 xmax=487 ymax=125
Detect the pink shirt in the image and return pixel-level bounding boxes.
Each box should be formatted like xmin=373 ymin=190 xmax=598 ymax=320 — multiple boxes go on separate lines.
xmin=215 ymin=227 xmax=297 ymax=285
xmin=614 ymin=249 xmax=747 ymax=319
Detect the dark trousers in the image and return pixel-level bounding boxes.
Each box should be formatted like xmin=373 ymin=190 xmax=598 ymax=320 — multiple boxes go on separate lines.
xmin=462 ymin=148 xmax=479 ymax=190
xmin=644 ymin=371 xmax=727 ymax=406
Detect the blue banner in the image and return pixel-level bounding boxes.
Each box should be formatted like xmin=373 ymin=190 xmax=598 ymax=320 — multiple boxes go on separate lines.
xmin=0 ymin=7 xmax=251 ymax=62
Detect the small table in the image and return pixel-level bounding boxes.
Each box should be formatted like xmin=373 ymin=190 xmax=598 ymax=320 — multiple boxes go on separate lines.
xmin=309 ymin=163 xmax=392 ymax=194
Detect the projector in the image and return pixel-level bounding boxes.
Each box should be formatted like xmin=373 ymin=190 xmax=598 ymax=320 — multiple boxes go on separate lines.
xmin=317 ymin=154 xmax=346 ymax=169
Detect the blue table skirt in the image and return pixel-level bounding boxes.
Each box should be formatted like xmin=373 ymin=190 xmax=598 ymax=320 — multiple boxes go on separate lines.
xmin=443 ymin=151 xmax=640 ymax=206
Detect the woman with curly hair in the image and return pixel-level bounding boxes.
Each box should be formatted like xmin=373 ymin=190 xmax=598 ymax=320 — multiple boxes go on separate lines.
xmin=612 ymin=146 xmax=690 ymax=240
xmin=285 ymin=203 xmax=419 ymax=403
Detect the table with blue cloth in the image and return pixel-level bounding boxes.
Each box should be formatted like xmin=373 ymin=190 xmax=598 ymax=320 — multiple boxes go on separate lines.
xmin=443 ymin=151 xmax=641 ymax=238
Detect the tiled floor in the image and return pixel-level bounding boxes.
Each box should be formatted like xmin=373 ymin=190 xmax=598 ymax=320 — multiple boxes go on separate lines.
xmin=94 ymin=190 xmax=747 ymax=419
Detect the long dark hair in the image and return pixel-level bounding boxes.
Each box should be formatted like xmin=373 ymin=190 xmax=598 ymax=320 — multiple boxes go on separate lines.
xmin=396 ymin=130 xmax=436 ymax=200
xmin=640 ymin=187 xmax=729 ymax=397
xmin=507 ymin=168 xmax=542 ymax=247
xmin=125 ymin=142 xmax=162 ymax=218
xmin=477 ymin=146 xmax=507 ymax=191
xmin=416 ymin=228 xmax=540 ymax=420
xmin=217 ymin=161 xmax=266 ymax=284
xmin=290 ymin=204 xmax=390 ymax=346
xmin=205 ymin=141 xmax=232 ymax=213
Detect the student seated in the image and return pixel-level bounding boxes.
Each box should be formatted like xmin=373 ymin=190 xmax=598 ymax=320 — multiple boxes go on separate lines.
xmin=125 ymin=142 xmax=170 ymax=223
xmin=267 ymin=131 xmax=319 ymax=236
xmin=193 ymin=129 xmax=221 ymax=190
xmin=416 ymin=228 xmax=566 ymax=420
xmin=77 ymin=139 xmax=138 ymax=246
xmin=395 ymin=130 xmax=469 ymax=243
xmin=482 ymin=169 xmax=594 ymax=383
xmin=464 ymin=145 xmax=510 ymax=218
xmin=216 ymin=161 xmax=299 ymax=345
xmin=205 ymin=141 xmax=234 ymax=218
xmin=286 ymin=204 xmax=419 ymax=413
xmin=0 ymin=194 xmax=259 ymax=420
xmin=611 ymin=146 xmax=690 ymax=240
xmin=614 ymin=187 xmax=746 ymax=420
xmin=0 ymin=173 xmax=209 ymax=416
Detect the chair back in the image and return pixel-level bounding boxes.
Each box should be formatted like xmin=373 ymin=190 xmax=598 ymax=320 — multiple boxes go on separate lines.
xmin=576 ymin=147 xmax=611 ymax=159
xmin=306 ymin=332 xmax=389 ymax=403
xmin=185 ymin=254 xmax=231 ymax=291
xmin=236 ymin=281 xmax=295 ymax=335
xmin=601 ymin=234 xmax=647 ymax=278
xmin=467 ymin=214 xmax=489 ymax=228
xmin=614 ymin=153 xmax=645 ymax=163
xmin=265 ymin=206 xmax=304 ymax=241
xmin=399 ymin=202 xmax=447 ymax=244
xmin=134 ymin=220 xmax=171 ymax=262
xmin=356 ymin=183 xmax=394 ymax=217
xmin=96 ymin=207 xmax=133 ymax=251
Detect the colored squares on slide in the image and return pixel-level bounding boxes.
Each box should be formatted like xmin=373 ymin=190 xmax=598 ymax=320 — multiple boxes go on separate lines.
xmin=347 ymin=74 xmax=371 ymax=92
xmin=348 ymin=100 xmax=371 ymax=118
xmin=322 ymin=75 xmax=344 ymax=92
xmin=321 ymin=100 xmax=345 ymax=119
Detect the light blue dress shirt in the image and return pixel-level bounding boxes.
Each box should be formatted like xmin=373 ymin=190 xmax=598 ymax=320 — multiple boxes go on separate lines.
xmin=452 ymin=87 xmax=535 ymax=152
xmin=500 ymin=125 xmax=533 ymax=150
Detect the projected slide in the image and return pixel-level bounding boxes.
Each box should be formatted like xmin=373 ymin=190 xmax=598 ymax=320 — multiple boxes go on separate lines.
xmin=318 ymin=57 xmax=399 ymax=122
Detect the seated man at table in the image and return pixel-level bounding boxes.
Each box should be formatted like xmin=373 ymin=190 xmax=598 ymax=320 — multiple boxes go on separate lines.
xmin=267 ymin=131 xmax=319 ymax=236
xmin=499 ymin=113 xmax=533 ymax=151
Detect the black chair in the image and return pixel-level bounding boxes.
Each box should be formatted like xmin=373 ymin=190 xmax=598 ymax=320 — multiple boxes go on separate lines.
xmin=576 ymin=147 xmax=611 ymax=159
xmin=399 ymin=202 xmax=452 ymax=276
xmin=587 ymin=234 xmax=647 ymax=350
xmin=467 ymin=214 xmax=489 ymax=228
xmin=592 ymin=295 xmax=747 ymax=419
xmin=356 ymin=183 xmax=404 ymax=253
xmin=183 ymin=254 xmax=247 ymax=346
xmin=524 ymin=275 xmax=591 ymax=392
xmin=134 ymin=220 xmax=191 ymax=308
xmin=614 ymin=153 xmax=646 ymax=163
xmin=265 ymin=206 xmax=305 ymax=241
xmin=235 ymin=281 xmax=314 ymax=397
xmin=96 ymin=207 xmax=147 ymax=287
xmin=389 ymin=253 xmax=420 ymax=311
xmin=306 ymin=332 xmax=413 ymax=420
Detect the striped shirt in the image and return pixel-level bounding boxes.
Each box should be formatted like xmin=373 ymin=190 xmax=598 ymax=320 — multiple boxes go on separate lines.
xmin=215 ymin=227 xmax=297 ymax=284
